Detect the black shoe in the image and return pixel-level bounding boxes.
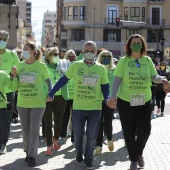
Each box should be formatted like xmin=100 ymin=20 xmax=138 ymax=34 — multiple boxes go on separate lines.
xmin=76 ymin=155 xmax=83 ymax=164
xmin=86 ymin=162 xmax=94 ymax=169
xmin=13 ymin=118 xmax=18 ymax=123
xmin=28 ymin=157 xmax=36 ymax=167
xmin=25 ymin=155 xmax=29 ymax=162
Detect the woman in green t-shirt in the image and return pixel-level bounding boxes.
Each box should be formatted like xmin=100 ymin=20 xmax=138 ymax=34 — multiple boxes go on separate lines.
xmin=108 ymin=34 xmax=168 ymax=170
xmin=12 ymin=41 xmax=52 ymax=167
xmin=95 ymin=50 xmax=115 ymax=155
xmin=43 ymin=47 xmax=68 ymax=156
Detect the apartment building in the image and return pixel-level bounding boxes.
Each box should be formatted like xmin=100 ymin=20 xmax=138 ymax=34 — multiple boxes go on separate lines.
xmin=41 ymin=11 xmax=56 ymax=47
xmin=60 ymin=0 xmax=170 ymax=62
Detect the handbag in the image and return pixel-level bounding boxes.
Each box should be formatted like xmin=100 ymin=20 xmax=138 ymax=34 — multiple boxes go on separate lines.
xmin=0 ymin=92 xmax=13 ymax=111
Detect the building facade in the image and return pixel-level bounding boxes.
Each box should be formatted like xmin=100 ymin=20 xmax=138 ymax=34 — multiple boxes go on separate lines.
xmin=60 ymin=0 xmax=170 ymax=62
xmin=0 ymin=2 xmax=18 ymax=49
xmin=41 ymin=11 xmax=57 ymax=47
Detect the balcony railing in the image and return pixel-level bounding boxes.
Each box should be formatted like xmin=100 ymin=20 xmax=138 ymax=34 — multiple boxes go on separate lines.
xmin=146 ymin=18 xmax=165 ymax=26
xmin=148 ymin=0 xmax=165 ymax=3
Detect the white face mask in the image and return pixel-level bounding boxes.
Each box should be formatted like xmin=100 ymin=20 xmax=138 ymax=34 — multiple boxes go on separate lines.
xmin=84 ymin=52 xmax=95 ymax=60
xmin=0 ymin=40 xmax=7 ymax=49
xmin=22 ymin=50 xmax=30 ymax=59
xmin=52 ymin=55 xmax=60 ymax=64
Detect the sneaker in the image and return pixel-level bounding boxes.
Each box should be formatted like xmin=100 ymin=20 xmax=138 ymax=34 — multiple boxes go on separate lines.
xmin=94 ymin=146 xmax=102 ymax=155
xmin=86 ymin=162 xmax=94 ymax=169
xmin=60 ymin=137 xmax=67 ymax=144
xmin=45 ymin=146 xmax=53 ymax=156
xmin=76 ymin=155 xmax=83 ymax=164
xmin=28 ymin=157 xmax=36 ymax=167
xmin=161 ymin=112 xmax=164 ymax=116
xmin=108 ymin=140 xmax=114 ymax=151
xmin=138 ymin=155 xmax=145 ymax=167
xmin=130 ymin=161 xmax=137 ymax=170
xmin=25 ymin=155 xmax=29 ymax=162
xmin=0 ymin=144 xmax=7 ymax=154
xmin=67 ymin=130 xmax=72 ymax=137
xmin=53 ymin=139 xmax=61 ymax=150
xmin=152 ymin=113 xmax=156 ymax=119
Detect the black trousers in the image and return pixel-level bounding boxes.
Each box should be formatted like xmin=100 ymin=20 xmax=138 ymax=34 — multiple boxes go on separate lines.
xmin=156 ymin=90 xmax=166 ymax=112
xmin=117 ymin=98 xmax=152 ymax=162
xmin=96 ymin=101 xmax=114 ymax=147
xmin=60 ymin=99 xmax=74 ymax=142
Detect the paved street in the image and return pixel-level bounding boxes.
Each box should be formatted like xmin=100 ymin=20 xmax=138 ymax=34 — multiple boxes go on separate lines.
xmin=0 ymin=96 xmax=170 ymax=170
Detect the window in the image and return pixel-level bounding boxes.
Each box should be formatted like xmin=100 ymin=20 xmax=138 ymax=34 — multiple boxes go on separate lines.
xmin=108 ymin=6 xmax=117 ymax=24
xmin=103 ymin=29 xmax=121 ymax=42
xmin=126 ymin=29 xmax=141 ymax=40
xmin=152 ymin=8 xmax=160 ymax=25
xmin=147 ymin=30 xmax=164 ymax=42
xmin=142 ymin=7 xmax=145 ymax=22
xmin=64 ymin=7 xmax=67 ymax=20
xmin=71 ymin=29 xmax=85 ymax=41
xmin=124 ymin=7 xmax=128 ymax=21
xmin=73 ymin=6 xmax=78 ymax=20
xmin=45 ymin=20 xmax=52 ymax=23
xmin=130 ymin=7 xmax=140 ymax=21
xmin=68 ymin=6 xmax=72 ymax=20
xmin=80 ymin=6 xmax=86 ymax=20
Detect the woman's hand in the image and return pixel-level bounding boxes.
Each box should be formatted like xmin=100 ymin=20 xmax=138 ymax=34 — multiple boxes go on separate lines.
xmin=107 ymin=98 xmax=117 ymax=109
xmin=11 ymin=66 xmax=17 ymax=78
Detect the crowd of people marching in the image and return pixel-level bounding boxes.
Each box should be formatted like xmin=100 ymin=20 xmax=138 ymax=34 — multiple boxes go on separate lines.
xmin=0 ymin=29 xmax=170 ymax=170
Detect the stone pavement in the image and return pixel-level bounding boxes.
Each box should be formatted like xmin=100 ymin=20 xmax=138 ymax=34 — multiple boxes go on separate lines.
xmin=0 ymin=101 xmax=170 ymax=170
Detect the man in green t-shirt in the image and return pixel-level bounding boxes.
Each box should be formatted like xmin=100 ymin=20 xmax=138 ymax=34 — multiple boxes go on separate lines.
xmin=47 ymin=41 xmax=110 ymax=170
xmin=0 ymin=30 xmax=20 ymax=154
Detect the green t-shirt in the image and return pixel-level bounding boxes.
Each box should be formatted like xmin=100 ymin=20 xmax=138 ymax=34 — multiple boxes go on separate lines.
xmin=65 ymin=60 xmax=109 ymax=110
xmin=67 ymin=78 xmax=75 ymax=99
xmin=16 ymin=60 xmax=50 ymax=108
xmin=0 ymin=71 xmax=18 ymax=108
xmin=114 ymin=56 xmax=157 ymax=102
xmin=0 ymin=49 xmax=20 ymax=93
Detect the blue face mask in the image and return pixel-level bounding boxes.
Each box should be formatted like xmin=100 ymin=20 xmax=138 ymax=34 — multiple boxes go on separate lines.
xmin=101 ymin=58 xmax=111 ymax=65
xmin=0 ymin=40 xmax=7 ymax=49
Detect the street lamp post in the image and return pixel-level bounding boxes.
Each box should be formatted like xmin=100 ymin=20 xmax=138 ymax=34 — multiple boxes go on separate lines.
xmin=160 ymin=37 xmax=165 ymax=61
xmin=93 ymin=6 xmax=96 ymax=41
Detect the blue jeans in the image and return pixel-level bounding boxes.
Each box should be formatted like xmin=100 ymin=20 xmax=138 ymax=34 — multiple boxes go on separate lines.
xmin=0 ymin=108 xmax=6 ymax=149
xmin=72 ymin=110 xmax=101 ymax=164
xmin=2 ymin=92 xmax=15 ymax=145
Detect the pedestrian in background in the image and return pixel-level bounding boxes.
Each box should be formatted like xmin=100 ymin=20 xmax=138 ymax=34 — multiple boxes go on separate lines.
xmin=43 ymin=47 xmax=68 ymax=156
xmin=94 ymin=50 xmax=115 ymax=155
xmin=108 ymin=34 xmax=168 ymax=170
xmin=47 ymin=41 xmax=111 ymax=170
xmin=60 ymin=49 xmax=77 ymax=144
xmin=11 ymin=41 xmax=52 ymax=167
xmin=0 ymin=30 xmax=20 ymax=154
xmin=155 ymin=61 xmax=170 ymax=116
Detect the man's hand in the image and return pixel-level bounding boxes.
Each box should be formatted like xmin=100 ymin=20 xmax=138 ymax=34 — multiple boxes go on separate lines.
xmin=46 ymin=96 xmax=53 ymax=102
xmin=107 ymin=98 xmax=117 ymax=109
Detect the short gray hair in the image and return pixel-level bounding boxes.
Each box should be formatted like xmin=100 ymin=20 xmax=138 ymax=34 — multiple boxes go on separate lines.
xmin=82 ymin=40 xmax=97 ymax=52
xmin=0 ymin=30 xmax=9 ymax=40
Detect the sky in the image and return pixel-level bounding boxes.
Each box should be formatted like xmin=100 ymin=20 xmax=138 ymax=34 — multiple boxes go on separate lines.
xmin=30 ymin=0 xmax=56 ymax=45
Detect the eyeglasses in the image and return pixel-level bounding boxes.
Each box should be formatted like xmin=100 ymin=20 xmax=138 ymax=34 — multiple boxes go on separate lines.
xmin=134 ymin=59 xmax=140 ymax=68
xmin=67 ymin=56 xmax=75 ymax=58
xmin=50 ymin=53 xmax=59 ymax=56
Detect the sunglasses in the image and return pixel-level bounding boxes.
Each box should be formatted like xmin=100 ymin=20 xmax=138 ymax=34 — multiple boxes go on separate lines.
xmin=134 ymin=59 xmax=140 ymax=68
xmin=101 ymin=55 xmax=111 ymax=58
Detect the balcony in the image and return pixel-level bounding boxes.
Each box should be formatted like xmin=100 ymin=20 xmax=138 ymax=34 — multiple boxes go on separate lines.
xmin=146 ymin=18 xmax=165 ymax=26
xmin=148 ymin=0 xmax=165 ymax=3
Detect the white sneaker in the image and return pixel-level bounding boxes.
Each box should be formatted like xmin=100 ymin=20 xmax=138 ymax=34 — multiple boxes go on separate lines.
xmin=0 ymin=144 xmax=7 ymax=154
